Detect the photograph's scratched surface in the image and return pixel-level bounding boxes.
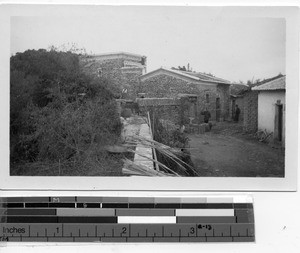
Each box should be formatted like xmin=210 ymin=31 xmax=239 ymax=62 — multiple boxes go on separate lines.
xmin=0 ymin=197 xmax=255 ymax=242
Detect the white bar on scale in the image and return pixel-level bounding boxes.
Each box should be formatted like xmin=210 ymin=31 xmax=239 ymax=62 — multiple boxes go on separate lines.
xmin=117 ymin=216 xmax=176 ymax=224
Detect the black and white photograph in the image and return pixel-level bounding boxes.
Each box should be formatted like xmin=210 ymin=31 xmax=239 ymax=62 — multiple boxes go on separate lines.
xmin=0 ymin=4 xmax=298 ymax=190
xmin=8 ymin=7 xmax=289 ymax=178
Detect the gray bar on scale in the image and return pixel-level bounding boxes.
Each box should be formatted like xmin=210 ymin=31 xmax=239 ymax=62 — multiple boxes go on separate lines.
xmin=180 ymin=198 xmax=207 ymax=203
xmin=23 ymin=197 xmax=50 ymax=203
xmin=128 ymin=197 xmax=155 ymax=203
xmin=47 ymin=237 xmax=74 ymax=242
xmin=177 ymin=216 xmax=236 ymax=223
xmin=155 ymin=198 xmax=181 ymax=203
xmin=207 ymin=237 xmax=233 ymax=242
xmin=153 ymin=237 xmax=180 ymax=242
xmin=127 ymin=237 xmax=153 ymax=242
xmin=76 ymin=197 xmax=103 ymax=203
xmin=8 ymin=237 xmax=22 ymax=241
xmin=102 ymin=197 xmax=128 ymax=203
xmin=0 ymin=197 xmax=24 ymax=203
xmin=180 ymin=237 xmax=206 ymax=242
xmin=57 ymin=208 xmax=115 ymax=216
xmin=6 ymin=208 xmax=56 ymax=216
xmin=74 ymin=237 xmax=100 ymax=242
xmin=22 ymin=237 xmax=48 ymax=242
xmin=101 ymin=237 xmax=127 ymax=242
xmin=233 ymin=236 xmax=255 ymax=242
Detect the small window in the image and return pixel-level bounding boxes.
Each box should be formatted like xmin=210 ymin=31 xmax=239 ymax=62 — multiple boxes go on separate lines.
xmin=206 ymin=94 xmax=209 ymax=103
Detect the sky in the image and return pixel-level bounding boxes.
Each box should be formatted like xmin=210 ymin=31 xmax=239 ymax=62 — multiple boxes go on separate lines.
xmin=10 ymin=7 xmax=286 ymax=83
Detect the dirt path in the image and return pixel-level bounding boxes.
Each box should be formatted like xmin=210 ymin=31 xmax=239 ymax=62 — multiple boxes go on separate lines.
xmin=188 ymin=122 xmax=285 ymax=177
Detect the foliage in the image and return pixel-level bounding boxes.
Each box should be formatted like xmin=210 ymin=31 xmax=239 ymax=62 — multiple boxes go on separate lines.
xmin=10 ymin=49 xmax=121 ymax=174
xmin=150 ymin=110 xmax=196 ymax=176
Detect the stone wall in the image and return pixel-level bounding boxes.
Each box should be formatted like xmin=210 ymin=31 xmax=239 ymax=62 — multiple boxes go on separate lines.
xmin=137 ymin=98 xmax=182 ymax=125
xmin=217 ymin=84 xmax=230 ymax=120
xmin=80 ymin=54 xmax=145 ymax=99
xmin=243 ymin=91 xmax=258 ymax=133
xmin=139 ymin=73 xmax=230 ymax=121
xmin=121 ymin=68 xmax=144 ymax=99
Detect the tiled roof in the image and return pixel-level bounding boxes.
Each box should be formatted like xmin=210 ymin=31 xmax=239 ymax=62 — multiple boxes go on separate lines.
xmin=140 ymin=67 xmax=231 ymax=84
xmin=178 ymin=70 xmax=231 ymax=84
xmin=252 ymin=76 xmax=285 ymax=91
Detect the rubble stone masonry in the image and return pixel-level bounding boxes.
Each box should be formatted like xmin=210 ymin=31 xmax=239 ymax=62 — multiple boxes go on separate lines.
xmin=243 ymin=91 xmax=258 ymax=133
xmin=80 ymin=53 xmax=146 ymax=99
xmin=139 ymin=73 xmax=230 ymax=121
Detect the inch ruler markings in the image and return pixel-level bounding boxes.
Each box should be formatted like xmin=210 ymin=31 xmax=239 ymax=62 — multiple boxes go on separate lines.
xmin=0 ymin=196 xmax=255 ymax=242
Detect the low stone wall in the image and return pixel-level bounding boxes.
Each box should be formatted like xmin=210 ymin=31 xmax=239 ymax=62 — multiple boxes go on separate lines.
xmin=136 ymin=98 xmax=182 ymax=125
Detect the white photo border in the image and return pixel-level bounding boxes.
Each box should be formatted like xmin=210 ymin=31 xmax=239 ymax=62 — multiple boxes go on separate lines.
xmin=0 ymin=4 xmax=298 ymax=191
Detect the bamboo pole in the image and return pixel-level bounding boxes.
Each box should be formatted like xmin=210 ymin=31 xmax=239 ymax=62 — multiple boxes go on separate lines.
xmin=147 ymin=111 xmax=160 ymax=171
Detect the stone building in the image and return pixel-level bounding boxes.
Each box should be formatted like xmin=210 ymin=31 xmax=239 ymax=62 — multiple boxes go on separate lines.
xmin=138 ymin=67 xmax=231 ymax=122
xmin=80 ymin=52 xmax=147 ymax=99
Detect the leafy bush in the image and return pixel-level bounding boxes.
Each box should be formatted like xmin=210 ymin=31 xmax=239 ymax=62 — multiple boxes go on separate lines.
xmin=151 ymin=112 xmax=196 ymax=176
xmin=10 ymin=49 xmax=121 ymax=174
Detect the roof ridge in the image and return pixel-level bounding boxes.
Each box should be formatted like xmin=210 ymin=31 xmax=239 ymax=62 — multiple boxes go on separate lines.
xmin=141 ymin=67 xmax=230 ymax=84
xmin=92 ymin=51 xmax=145 ymax=58
xmin=252 ymin=76 xmax=285 ymax=91
xmin=175 ymin=68 xmax=231 ymax=83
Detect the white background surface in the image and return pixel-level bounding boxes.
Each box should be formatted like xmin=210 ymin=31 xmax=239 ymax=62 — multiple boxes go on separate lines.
xmin=0 ymin=190 xmax=300 ymax=252
xmin=1 ymin=0 xmax=300 ymax=252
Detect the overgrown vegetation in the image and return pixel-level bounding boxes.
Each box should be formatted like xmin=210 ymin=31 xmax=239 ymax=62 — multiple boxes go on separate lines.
xmin=150 ymin=111 xmax=198 ymax=176
xmin=10 ymin=48 xmax=122 ymax=176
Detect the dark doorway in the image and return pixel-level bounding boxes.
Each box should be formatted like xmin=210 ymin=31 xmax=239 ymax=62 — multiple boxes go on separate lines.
xmin=274 ymin=102 xmax=283 ymax=142
xmin=216 ymin=97 xmax=221 ymax=122
xmin=232 ymin=99 xmax=236 ymax=120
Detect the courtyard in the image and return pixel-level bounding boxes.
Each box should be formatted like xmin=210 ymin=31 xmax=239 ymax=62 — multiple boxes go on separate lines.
xmin=189 ymin=121 xmax=285 ymax=177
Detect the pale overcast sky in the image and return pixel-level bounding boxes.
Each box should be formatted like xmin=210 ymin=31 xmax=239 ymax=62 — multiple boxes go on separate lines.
xmin=10 ymin=7 xmax=285 ymax=83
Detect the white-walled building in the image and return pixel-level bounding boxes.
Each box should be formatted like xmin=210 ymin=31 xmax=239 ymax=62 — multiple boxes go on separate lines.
xmin=252 ymin=76 xmax=285 ymax=146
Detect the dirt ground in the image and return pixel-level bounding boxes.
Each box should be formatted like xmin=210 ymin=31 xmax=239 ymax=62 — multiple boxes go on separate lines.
xmin=188 ymin=121 xmax=285 ymax=177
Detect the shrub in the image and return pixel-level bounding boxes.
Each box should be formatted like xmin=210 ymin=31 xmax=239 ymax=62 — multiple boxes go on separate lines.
xmin=10 ymin=48 xmax=122 ymax=173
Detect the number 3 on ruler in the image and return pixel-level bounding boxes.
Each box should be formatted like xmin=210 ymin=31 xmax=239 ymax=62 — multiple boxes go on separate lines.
xmin=190 ymin=227 xmax=195 ymax=234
